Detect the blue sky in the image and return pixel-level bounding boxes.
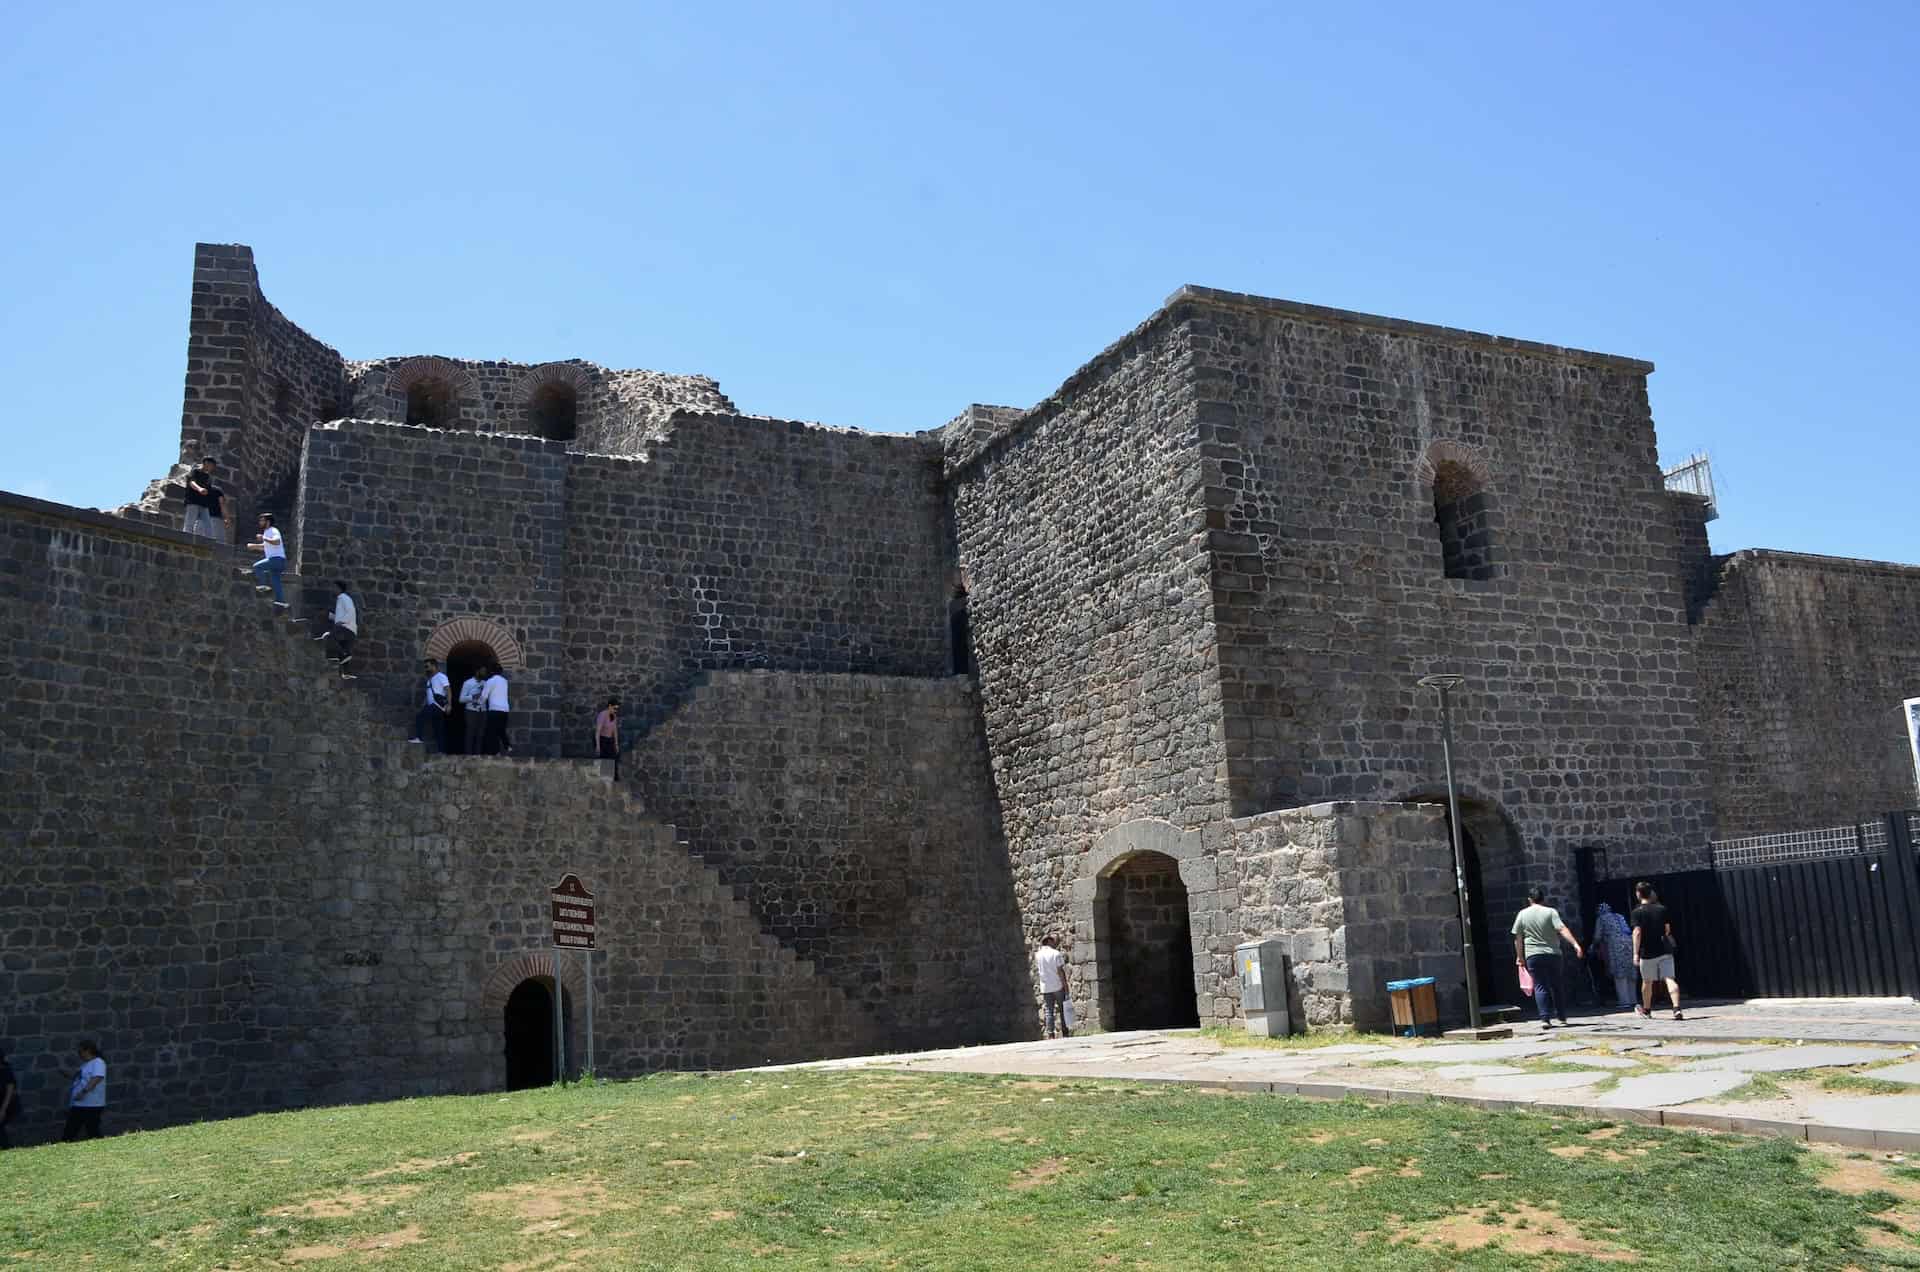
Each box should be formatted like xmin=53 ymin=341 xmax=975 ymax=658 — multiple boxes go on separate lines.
xmin=1 ymin=2 xmax=1913 ymax=562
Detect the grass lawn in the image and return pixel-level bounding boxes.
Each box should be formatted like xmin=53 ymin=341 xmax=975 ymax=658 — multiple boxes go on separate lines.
xmin=4 ymin=1070 xmax=1917 ymax=1270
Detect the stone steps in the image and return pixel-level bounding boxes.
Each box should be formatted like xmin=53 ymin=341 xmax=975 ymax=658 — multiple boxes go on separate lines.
xmin=219 ymin=554 xmax=882 ymax=1047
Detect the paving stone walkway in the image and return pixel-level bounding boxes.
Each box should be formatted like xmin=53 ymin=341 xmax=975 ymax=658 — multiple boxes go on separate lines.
xmin=773 ymin=1014 xmax=1920 ymax=1150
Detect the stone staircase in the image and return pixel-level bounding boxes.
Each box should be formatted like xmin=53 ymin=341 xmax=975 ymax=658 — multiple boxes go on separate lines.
xmin=222 ymin=560 xmax=890 ymax=1060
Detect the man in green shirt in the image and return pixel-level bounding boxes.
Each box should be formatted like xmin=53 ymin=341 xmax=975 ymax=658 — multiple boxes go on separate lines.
xmin=1511 ymin=886 xmax=1584 ymax=1029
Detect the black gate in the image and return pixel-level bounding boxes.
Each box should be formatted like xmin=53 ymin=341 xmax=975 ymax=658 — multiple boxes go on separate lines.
xmin=1579 ymin=811 xmax=1920 ymax=1001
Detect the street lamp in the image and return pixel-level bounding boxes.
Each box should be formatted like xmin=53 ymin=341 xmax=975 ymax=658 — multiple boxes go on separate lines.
xmin=1417 ymin=672 xmax=1481 ymax=1031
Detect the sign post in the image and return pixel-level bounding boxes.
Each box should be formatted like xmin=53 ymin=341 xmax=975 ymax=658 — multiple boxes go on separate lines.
xmin=550 ymin=873 xmax=597 ymax=1082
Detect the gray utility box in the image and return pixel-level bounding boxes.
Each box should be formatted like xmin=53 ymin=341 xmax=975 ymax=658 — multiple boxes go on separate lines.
xmin=1235 ymin=938 xmax=1292 ymax=1037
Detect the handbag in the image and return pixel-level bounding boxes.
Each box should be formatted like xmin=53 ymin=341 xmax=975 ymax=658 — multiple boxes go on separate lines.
xmin=1516 ymin=962 xmax=1535 ymax=995
xmin=1062 ymin=999 xmax=1076 ymax=1030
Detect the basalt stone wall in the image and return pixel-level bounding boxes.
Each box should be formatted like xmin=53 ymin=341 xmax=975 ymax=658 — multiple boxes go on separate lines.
xmin=1226 ymin=801 xmax=1461 ymax=1030
xmin=0 ymin=492 xmax=878 ymax=1144
xmin=160 ymin=243 xmax=348 ymax=547
xmin=346 ymin=356 xmax=734 ymax=455
xmin=1182 ymin=287 xmax=1712 ymax=897
xmin=294 ymin=420 xmax=572 ymax=757
xmin=946 ymin=310 xmax=1228 ymax=954
xmin=627 ymin=670 xmax=1028 ymax=1048
xmin=1695 ymin=550 xmax=1920 ymax=836
xmin=563 ymin=414 xmax=953 ymax=746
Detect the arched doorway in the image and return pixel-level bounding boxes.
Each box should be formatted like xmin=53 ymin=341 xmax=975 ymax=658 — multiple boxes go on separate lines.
xmin=445 ymin=640 xmax=497 ymax=753
xmin=1411 ymin=794 xmax=1527 ymax=1009
xmin=503 ymin=977 xmax=574 ymax=1090
xmin=422 ymin=617 xmax=525 ymax=755
xmin=1104 ymin=851 xmax=1201 ymax=1030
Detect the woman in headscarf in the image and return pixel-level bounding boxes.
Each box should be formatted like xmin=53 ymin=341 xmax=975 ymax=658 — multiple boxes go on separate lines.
xmin=1594 ymin=902 xmax=1637 ymax=1009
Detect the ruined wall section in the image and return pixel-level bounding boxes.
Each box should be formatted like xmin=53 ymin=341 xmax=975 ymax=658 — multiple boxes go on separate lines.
xmin=947 ymin=312 xmax=1228 ymax=951
xmin=347 ymin=356 xmax=733 ymax=455
xmin=1695 ymin=550 xmax=1920 ymax=836
xmin=563 ymin=414 xmax=953 ymax=743
xmin=0 ymin=492 xmax=878 ymax=1143
xmin=294 ymin=421 xmax=572 ymax=756
xmin=1182 ymin=287 xmax=1711 ymax=897
xmin=119 ymin=244 xmax=348 ymax=545
xmin=627 ymin=671 xmax=1028 ymax=1047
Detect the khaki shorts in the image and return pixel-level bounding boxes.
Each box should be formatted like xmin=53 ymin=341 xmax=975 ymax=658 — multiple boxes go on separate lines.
xmin=1638 ymin=954 xmax=1675 ymax=981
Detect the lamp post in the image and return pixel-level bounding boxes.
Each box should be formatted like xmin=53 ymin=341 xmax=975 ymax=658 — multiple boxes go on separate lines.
xmin=1417 ymin=672 xmax=1481 ymax=1031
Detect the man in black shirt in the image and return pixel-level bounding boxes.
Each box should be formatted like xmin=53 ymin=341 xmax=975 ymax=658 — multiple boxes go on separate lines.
xmin=1630 ymin=881 xmax=1683 ymax=1020
xmin=181 ymin=457 xmax=227 ymax=542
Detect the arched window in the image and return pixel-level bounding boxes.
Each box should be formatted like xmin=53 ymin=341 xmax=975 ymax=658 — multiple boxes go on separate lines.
xmin=1432 ymin=459 xmax=1497 ymax=581
xmin=405 ymin=377 xmax=457 ymax=429
xmin=529 ymin=381 xmax=579 ymax=442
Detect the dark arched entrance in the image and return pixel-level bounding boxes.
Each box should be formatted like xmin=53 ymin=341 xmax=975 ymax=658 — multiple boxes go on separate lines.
xmin=445 ymin=640 xmax=498 ymax=754
xmin=1105 ymin=851 xmax=1200 ymax=1030
xmin=503 ymin=977 xmax=574 ymax=1090
xmin=1413 ymin=795 xmax=1527 ymax=1010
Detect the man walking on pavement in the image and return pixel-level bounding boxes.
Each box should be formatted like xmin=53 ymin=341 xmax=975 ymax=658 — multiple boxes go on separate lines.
xmin=1631 ymin=881 xmax=1684 ymax=1020
xmin=1035 ymin=934 xmax=1071 ymax=1038
xmin=1512 ymin=886 xmax=1584 ymax=1029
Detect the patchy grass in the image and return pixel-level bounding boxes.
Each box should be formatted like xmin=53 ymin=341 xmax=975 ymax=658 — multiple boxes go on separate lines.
xmin=1 ymin=1069 xmax=1912 ymax=1270
xmin=1822 ymin=1071 xmax=1916 ymax=1096
xmin=1196 ymin=1026 xmax=1399 ymax=1052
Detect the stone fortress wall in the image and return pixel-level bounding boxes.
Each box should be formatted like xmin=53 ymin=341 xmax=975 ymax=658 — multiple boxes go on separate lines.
xmin=293 ymin=410 xmax=953 ymax=759
xmin=1692 ymin=550 xmax=1920 ymax=836
xmin=0 ymin=494 xmax=933 ymax=1143
xmin=8 ymin=240 xmax=1919 ymax=1136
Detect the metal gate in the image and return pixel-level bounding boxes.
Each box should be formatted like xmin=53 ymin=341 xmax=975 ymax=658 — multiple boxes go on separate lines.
xmin=1579 ymin=811 xmax=1920 ymax=1001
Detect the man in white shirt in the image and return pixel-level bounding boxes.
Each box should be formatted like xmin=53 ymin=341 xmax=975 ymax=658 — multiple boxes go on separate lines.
xmin=62 ymin=1040 xmax=106 ymax=1141
xmin=459 ymin=670 xmax=488 ymax=755
xmin=1035 ymin=935 xmax=1071 ymax=1038
xmin=245 ymin=513 xmax=288 ymax=606
xmin=312 ymin=581 xmax=358 ymax=671
xmin=481 ymin=665 xmax=512 ymax=755
xmin=410 ymin=657 xmax=451 ymax=751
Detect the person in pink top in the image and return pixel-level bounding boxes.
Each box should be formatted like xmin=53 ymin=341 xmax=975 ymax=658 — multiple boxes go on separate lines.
xmin=593 ymin=697 xmax=621 ymax=777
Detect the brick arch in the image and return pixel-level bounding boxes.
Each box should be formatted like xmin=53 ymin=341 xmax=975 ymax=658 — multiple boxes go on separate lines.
xmin=480 ymin=951 xmax=588 ymax=1017
xmin=423 ymin=616 xmax=525 ymax=671
xmin=1413 ymin=439 xmax=1493 ymax=491
xmin=510 ymin=361 xmax=595 ymax=406
xmin=386 ymin=355 xmax=478 ymax=400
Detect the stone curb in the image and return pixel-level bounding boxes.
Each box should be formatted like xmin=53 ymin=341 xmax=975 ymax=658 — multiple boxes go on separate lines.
xmin=876 ymin=1066 xmax=1920 ymax=1151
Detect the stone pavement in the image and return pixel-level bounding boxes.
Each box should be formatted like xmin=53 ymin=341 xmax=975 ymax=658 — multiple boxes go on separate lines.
xmin=1570 ymin=996 xmax=1920 ymax=1044
xmin=770 ymin=1018 xmax=1920 ymax=1151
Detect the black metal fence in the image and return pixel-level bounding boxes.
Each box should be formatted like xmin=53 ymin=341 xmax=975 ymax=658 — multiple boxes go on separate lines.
xmin=1577 ymin=811 xmax=1920 ymax=1001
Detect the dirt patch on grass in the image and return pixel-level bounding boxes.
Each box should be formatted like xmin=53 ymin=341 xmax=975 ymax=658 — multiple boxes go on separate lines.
xmin=283 ymin=1244 xmax=348 ymax=1262
xmin=471 ymin=1176 xmax=619 ymax=1235
xmin=363 ymin=1152 xmax=478 ymax=1179
xmin=511 ymin=1131 xmax=556 ymax=1144
xmin=1550 ymin=1146 xmax=1590 ymax=1159
xmin=1010 ymin=1157 xmax=1069 ymax=1191
xmin=269 ymin=1185 xmax=419 ymax=1220
xmin=1346 ymin=1167 xmax=1380 ymax=1183
xmin=1587 ymin=1126 xmax=1625 ymax=1140
xmin=1301 ymin=1131 xmax=1337 ymax=1145
xmin=1815 ymin=1151 xmax=1920 ymax=1204
xmin=1390 ymin=1202 xmax=1638 ymax=1262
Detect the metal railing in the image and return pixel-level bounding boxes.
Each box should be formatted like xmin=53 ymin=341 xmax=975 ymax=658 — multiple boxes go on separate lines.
xmin=1711 ymin=820 xmax=1887 ymax=869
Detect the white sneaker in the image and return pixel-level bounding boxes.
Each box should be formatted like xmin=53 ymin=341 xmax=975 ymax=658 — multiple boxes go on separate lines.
xmin=272 ymin=601 xmax=289 ymax=609
xmin=255 ymin=585 xmax=272 ymax=593
xmin=406 ymin=738 xmax=423 ymax=744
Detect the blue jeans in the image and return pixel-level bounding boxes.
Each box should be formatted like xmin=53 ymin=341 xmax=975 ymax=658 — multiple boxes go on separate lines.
xmin=1525 ymin=953 xmax=1569 ymax=1023
xmin=252 ymin=555 xmax=285 ymax=602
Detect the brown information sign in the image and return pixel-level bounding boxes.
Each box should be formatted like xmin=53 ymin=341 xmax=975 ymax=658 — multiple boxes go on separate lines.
xmin=550 ymin=873 xmax=596 ymax=950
